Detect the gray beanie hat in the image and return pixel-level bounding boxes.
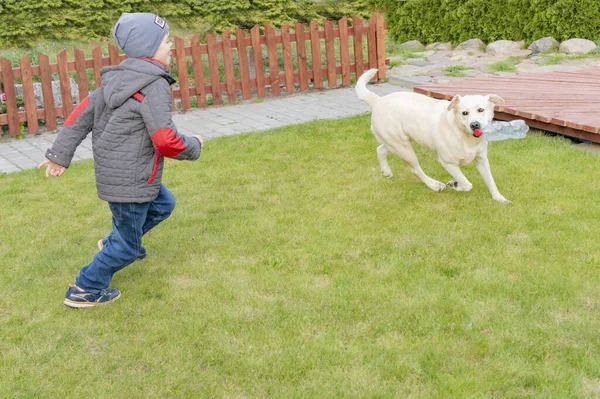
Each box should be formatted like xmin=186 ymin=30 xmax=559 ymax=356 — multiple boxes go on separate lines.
xmin=113 ymin=13 xmax=169 ymax=59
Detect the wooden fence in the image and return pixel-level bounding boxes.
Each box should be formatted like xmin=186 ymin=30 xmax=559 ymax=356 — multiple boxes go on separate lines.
xmin=0 ymin=13 xmax=386 ymax=136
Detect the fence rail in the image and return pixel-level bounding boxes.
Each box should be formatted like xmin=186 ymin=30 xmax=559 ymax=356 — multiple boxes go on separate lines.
xmin=0 ymin=13 xmax=386 ymax=136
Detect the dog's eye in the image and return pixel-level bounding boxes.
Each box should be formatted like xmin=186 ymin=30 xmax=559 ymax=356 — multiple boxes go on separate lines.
xmin=462 ymin=111 xmax=469 ymax=116
xmin=478 ymin=108 xmax=485 ymax=113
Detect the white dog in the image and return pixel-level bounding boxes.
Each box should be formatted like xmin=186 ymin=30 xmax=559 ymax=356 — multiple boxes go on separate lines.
xmin=355 ymin=69 xmax=510 ymax=203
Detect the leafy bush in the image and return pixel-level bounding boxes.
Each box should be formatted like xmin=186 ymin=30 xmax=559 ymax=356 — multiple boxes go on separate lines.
xmin=0 ymin=0 xmax=372 ymax=48
xmin=378 ymin=0 xmax=600 ymax=45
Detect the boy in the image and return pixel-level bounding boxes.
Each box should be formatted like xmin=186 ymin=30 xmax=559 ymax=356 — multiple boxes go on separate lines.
xmin=38 ymin=13 xmax=203 ymax=308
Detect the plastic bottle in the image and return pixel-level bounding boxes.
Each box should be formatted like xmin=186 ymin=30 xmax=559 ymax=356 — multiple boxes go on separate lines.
xmin=482 ymin=120 xmax=529 ymax=142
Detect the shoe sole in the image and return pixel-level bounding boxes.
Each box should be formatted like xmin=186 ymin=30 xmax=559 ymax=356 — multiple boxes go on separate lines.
xmin=63 ymin=292 xmax=121 ymax=308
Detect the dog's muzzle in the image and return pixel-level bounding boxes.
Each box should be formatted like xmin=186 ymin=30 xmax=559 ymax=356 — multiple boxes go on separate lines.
xmin=470 ymin=121 xmax=482 ymax=138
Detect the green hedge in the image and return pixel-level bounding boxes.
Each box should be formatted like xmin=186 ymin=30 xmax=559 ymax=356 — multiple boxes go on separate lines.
xmin=377 ymin=0 xmax=600 ymax=44
xmin=0 ymin=0 xmax=372 ymax=48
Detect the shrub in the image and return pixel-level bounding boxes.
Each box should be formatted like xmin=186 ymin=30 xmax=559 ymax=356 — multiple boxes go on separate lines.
xmin=379 ymin=0 xmax=600 ymax=45
xmin=0 ymin=0 xmax=373 ymax=48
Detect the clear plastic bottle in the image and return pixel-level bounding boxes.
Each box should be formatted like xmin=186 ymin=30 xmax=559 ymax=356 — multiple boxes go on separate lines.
xmin=483 ymin=120 xmax=529 ymax=142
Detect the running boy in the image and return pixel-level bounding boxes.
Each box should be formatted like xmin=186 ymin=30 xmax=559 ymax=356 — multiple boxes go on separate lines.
xmin=39 ymin=13 xmax=203 ymax=308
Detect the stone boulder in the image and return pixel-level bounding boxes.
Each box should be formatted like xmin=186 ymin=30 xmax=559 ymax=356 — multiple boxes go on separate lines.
xmin=486 ymin=40 xmax=525 ymax=55
xmin=455 ymin=38 xmax=485 ymax=52
xmin=559 ymin=39 xmax=597 ymax=54
xmin=528 ymin=37 xmax=559 ymax=53
xmin=400 ymin=40 xmax=425 ymax=50
xmin=426 ymin=42 xmax=453 ymax=51
xmin=509 ymin=49 xmax=534 ymax=59
xmin=14 ymin=78 xmax=80 ymax=109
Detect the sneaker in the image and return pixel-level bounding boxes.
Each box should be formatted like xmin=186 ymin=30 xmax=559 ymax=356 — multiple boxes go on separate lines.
xmin=64 ymin=284 xmax=121 ymax=308
xmin=98 ymin=237 xmax=146 ymax=260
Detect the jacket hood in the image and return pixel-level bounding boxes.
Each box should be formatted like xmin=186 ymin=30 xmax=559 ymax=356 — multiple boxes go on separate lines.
xmin=100 ymin=58 xmax=175 ymax=108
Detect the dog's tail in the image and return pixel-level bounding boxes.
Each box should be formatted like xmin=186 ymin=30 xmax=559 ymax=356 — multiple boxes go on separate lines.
xmin=355 ymin=68 xmax=379 ymax=108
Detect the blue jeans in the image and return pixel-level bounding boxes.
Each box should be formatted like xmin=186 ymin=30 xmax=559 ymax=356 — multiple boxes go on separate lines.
xmin=75 ymin=184 xmax=176 ymax=292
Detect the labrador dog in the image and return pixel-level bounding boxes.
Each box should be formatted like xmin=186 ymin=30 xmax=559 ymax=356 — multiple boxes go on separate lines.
xmin=355 ymin=69 xmax=510 ymax=203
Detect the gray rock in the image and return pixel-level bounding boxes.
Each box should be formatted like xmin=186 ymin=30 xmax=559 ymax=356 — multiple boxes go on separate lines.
xmin=528 ymin=37 xmax=559 ymax=53
xmin=420 ymin=50 xmax=436 ymax=58
xmin=387 ymin=55 xmax=404 ymax=63
xmin=426 ymin=42 xmax=453 ymax=51
xmin=388 ymin=75 xmax=432 ymax=90
xmin=14 ymin=79 xmax=80 ymax=109
xmin=486 ymin=40 xmax=525 ymax=55
xmin=390 ymin=65 xmax=425 ymax=76
xmin=400 ymin=40 xmax=425 ymax=50
xmin=511 ymin=49 xmax=534 ymax=59
xmin=448 ymin=54 xmax=478 ymax=64
xmin=559 ymin=39 xmax=597 ymax=54
xmin=455 ymin=39 xmax=485 ymax=52
xmin=407 ymin=59 xmax=433 ymax=67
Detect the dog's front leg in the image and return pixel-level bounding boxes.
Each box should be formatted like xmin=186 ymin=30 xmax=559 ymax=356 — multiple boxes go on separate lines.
xmin=377 ymin=144 xmax=394 ymax=177
xmin=475 ymin=155 xmax=510 ymax=203
xmin=439 ymin=161 xmax=473 ymax=192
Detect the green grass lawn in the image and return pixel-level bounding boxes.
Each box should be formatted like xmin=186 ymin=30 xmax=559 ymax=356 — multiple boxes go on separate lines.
xmin=2 ymin=116 xmax=600 ymax=397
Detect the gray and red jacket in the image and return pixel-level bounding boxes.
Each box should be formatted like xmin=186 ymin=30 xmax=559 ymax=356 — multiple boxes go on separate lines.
xmin=45 ymin=58 xmax=201 ymax=203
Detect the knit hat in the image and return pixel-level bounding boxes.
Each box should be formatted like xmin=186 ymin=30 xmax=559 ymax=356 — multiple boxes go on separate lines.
xmin=113 ymin=13 xmax=169 ymax=59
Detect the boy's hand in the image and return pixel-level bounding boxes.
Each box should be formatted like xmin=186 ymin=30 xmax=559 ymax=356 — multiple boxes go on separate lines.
xmin=193 ymin=135 xmax=204 ymax=146
xmin=38 ymin=160 xmax=66 ymax=178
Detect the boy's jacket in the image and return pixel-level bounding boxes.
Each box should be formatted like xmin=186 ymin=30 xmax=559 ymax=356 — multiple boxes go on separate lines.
xmin=46 ymin=58 xmax=201 ymax=203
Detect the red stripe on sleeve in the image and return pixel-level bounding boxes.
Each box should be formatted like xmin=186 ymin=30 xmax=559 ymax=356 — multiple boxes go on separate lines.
xmin=63 ymin=97 xmax=90 ymax=127
xmin=152 ymin=127 xmax=186 ymax=157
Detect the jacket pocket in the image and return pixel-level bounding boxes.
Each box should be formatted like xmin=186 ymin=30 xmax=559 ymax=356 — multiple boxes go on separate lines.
xmin=147 ymin=151 xmax=160 ymax=184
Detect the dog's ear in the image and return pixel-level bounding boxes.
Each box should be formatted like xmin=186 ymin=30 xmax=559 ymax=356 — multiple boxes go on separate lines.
xmin=447 ymin=95 xmax=461 ymax=111
xmin=487 ymin=94 xmax=505 ymax=105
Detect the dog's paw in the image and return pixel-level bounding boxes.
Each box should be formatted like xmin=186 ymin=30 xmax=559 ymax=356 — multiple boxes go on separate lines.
xmin=430 ymin=181 xmax=447 ymax=192
xmin=447 ymin=181 xmax=472 ymax=192
xmin=381 ymin=168 xmax=394 ymax=178
xmin=493 ymin=195 xmax=511 ymax=204
xmin=446 ymin=180 xmax=458 ymax=189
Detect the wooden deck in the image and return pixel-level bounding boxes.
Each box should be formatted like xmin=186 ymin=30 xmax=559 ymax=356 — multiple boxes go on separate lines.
xmin=414 ymin=69 xmax=600 ymax=143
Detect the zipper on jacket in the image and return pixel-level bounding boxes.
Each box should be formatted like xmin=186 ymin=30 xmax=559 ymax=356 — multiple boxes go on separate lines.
xmin=148 ymin=151 xmax=160 ymax=184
